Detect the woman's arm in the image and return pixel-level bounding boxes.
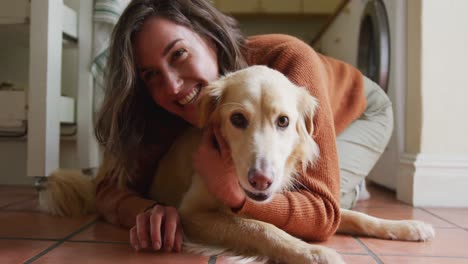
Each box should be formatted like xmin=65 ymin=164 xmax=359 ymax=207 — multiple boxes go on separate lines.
xmin=94 ymin=153 xmax=156 ymax=228
xmin=95 ymin=148 xmax=184 ymax=252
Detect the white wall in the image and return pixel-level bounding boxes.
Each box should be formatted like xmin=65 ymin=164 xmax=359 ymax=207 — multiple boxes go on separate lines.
xmin=420 ymin=0 xmax=468 ymax=155
xmin=398 ymin=0 xmax=468 ymax=207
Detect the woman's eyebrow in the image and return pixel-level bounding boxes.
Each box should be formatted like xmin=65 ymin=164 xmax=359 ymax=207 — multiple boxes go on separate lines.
xmin=138 ymin=38 xmax=183 ymax=73
xmin=162 ymin=38 xmax=183 ymax=56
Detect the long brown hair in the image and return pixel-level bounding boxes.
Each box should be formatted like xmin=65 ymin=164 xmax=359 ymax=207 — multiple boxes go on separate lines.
xmin=94 ymin=0 xmax=248 ymax=185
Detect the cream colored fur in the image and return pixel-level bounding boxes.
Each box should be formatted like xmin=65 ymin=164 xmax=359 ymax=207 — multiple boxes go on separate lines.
xmin=40 ymin=66 xmax=434 ymax=263
xmin=38 ymin=169 xmax=95 ymax=216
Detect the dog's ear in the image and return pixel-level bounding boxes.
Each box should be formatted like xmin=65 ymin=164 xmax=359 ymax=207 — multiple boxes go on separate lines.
xmin=297 ymin=88 xmax=318 ymax=135
xmin=296 ymin=88 xmax=320 ymax=170
xmin=197 ymin=79 xmax=226 ymax=128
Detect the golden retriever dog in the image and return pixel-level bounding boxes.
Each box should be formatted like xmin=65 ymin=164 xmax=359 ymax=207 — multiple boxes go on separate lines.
xmin=40 ymin=66 xmax=434 ymax=263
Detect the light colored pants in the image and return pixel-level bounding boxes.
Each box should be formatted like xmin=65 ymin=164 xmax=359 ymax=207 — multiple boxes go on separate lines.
xmin=337 ymin=77 xmax=393 ymax=209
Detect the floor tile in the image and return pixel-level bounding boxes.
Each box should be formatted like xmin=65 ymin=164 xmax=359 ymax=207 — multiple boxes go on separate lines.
xmin=317 ymin=234 xmax=367 ymax=254
xmin=0 ymin=194 xmax=35 ymax=208
xmin=360 ymin=228 xmax=468 ymax=258
xmin=0 ymin=185 xmax=37 ymax=196
xmin=0 ymin=211 xmax=96 ymax=239
xmin=2 ymin=197 xmax=40 ymax=211
xmin=70 ymin=220 xmax=129 ymax=243
xmin=0 ymin=239 xmax=53 ymax=263
xmin=353 ymin=206 xmax=455 ymax=228
xmin=355 ymin=184 xmax=409 ymax=208
xmin=379 ymin=255 xmax=468 ymax=264
xmin=0 ymin=185 xmax=37 ymax=208
xmin=342 ymin=254 xmax=378 ymax=264
xmin=1 ymin=184 xmax=468 ymax=263
xmin=425 ymin=207 xmax=468 ymax=229
xmin=33 ymin=242 xmax=209 ymax=264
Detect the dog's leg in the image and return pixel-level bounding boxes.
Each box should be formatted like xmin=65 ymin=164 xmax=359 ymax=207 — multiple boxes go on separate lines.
xmin=337 ymin=209 xmax=435 ymax=241
xmin=181 ymin=212 xmax=344 ymax=264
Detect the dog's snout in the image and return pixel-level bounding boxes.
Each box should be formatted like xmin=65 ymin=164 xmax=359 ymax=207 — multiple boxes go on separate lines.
xmin=248 ymin=169 xmax=272 ymax=191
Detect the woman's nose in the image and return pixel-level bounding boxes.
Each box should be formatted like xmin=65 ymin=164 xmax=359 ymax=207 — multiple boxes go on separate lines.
xmin=162 ymin=70 xmax=183 ymax=95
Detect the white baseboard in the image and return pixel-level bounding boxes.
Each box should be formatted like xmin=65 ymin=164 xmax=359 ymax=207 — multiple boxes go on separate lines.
xmin=398 ymin=153 xmax=468 ymax=207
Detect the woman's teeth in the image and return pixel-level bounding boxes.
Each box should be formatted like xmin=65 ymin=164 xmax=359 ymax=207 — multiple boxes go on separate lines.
xmin=178 ymin=86 xmax=201 ymax=106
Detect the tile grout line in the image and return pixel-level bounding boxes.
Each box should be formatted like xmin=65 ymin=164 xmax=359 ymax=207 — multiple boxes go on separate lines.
xmin=419 ymin=207 xmax=467 ymax=230
xmin=208 ymin=255 xmax=217 ymax=264
xmin=24 ymin=218 xmax=98 ymax=264
xmin=353 ymin=237 xmax=384 ymax=264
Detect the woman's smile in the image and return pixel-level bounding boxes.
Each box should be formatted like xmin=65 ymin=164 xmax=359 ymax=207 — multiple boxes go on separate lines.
xmin=177 ymin=84 xmax=202 ymax=106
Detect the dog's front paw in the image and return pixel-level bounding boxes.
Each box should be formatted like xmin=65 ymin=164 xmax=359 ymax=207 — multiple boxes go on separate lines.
xmin=391 ymin=220 xmax=435 ymax=242
xmin=286 ymin=245 xmax=344 ymax=264
xmin=310 ymin=246 xmax=345 ymax=264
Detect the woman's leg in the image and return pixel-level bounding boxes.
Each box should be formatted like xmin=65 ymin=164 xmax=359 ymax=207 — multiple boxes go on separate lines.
xmin=337 ymin=76 xmax=394 ymax=209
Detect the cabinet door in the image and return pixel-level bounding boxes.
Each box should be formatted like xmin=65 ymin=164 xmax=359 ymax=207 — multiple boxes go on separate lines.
xmin=260 ymin=0 xmax=301 ymax=14
xmin=303 ymin=0 xmax=342 ymax=14
xmin=215 ymin=0 xmax=261 ymax=14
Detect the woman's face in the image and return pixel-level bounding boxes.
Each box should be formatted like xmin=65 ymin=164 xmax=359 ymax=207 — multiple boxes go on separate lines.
xmin=133 ymin=17 xmax=219 ymax=126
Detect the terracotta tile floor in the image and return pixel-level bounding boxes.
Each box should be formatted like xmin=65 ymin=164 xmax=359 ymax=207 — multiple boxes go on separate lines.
xmin=1 ymin=184 xmax=467 ymax=263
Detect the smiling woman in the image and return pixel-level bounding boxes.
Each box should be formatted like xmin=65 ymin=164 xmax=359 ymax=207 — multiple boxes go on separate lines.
xmin=93 ymin=0 xmax=249 ymax=252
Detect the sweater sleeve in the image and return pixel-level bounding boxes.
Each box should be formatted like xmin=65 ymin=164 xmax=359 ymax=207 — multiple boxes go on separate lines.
xmin=95 ymin=147 xmax=162 ymax=229
xmin=234 ymin=34 xmax=364 ymax=241
xmin=95 ymin=175 xmax=155 ymax=228
xmin=94 ymin=112 xmax=188 ymax=229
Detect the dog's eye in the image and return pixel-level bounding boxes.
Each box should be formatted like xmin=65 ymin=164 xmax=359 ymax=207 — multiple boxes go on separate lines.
xmin=230 ymin=113 xmax=248 ymax=129
xmin=277 ymin=116 xmax=289 ymax=128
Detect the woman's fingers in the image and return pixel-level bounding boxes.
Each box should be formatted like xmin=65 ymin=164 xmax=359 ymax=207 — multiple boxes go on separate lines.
xmin=130 ymin=226 xmax=140 ymax=251
xmin=162 ymin=206 xmax=179 ymax=252
xmin=136 ymin=212 xmax=150 ymax=249
xmin=174 ymin=224 xmax=184 ymax=252
xmin=149 ymin=205 xmax=164 ymax=250
xmin=131 ymin=205 xmax=184 ymax=252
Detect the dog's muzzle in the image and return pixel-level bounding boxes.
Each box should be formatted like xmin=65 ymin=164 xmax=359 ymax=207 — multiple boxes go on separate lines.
xmin=243 ymin=166 xmax=274 ymax=202
xmin=243 ymin=189 xmax=271 ymax=202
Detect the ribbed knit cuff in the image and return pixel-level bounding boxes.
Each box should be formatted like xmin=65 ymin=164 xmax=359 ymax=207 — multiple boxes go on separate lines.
xmin=232 ymin=195 xmax=291 ymax=229
xmin=117 ymin=196 xmax=156 ymax=228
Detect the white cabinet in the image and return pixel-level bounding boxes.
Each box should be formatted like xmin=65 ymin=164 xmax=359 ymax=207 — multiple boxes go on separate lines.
xmin=0 ymin=0 xmax=97 ymax=182
xmin=0 ymin=0 xmax=77 ymax=39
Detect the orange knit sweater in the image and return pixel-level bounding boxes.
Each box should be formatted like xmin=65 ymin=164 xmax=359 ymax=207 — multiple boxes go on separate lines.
xmin=95 ymin=34 xmax=366 ymax=242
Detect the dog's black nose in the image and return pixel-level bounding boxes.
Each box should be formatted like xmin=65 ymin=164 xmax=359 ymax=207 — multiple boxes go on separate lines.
xmin=248 ymin=169 xmax=272 ymax=191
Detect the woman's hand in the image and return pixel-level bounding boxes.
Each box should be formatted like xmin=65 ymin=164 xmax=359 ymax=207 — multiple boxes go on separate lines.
xmin=192 ymin=125 xmax=246 ymax=209
xmin=130 ymin=204 xmax=183 ymax=252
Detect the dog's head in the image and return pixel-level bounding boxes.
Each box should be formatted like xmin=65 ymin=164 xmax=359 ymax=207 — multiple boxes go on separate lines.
xmin=199 ymin=65 xmax=319 ymax=202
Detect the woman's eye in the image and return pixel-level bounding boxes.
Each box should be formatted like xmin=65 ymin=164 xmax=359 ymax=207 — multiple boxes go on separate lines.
xmin=143 ymin=70 xmax=158 ymax=82
xmin=172 ymin=48 xmax=187 ymax=61
xmin=277 ymin=116 xmax=289 ymax=128
xmin=230 ymin=113 xmax=248 ymax=129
